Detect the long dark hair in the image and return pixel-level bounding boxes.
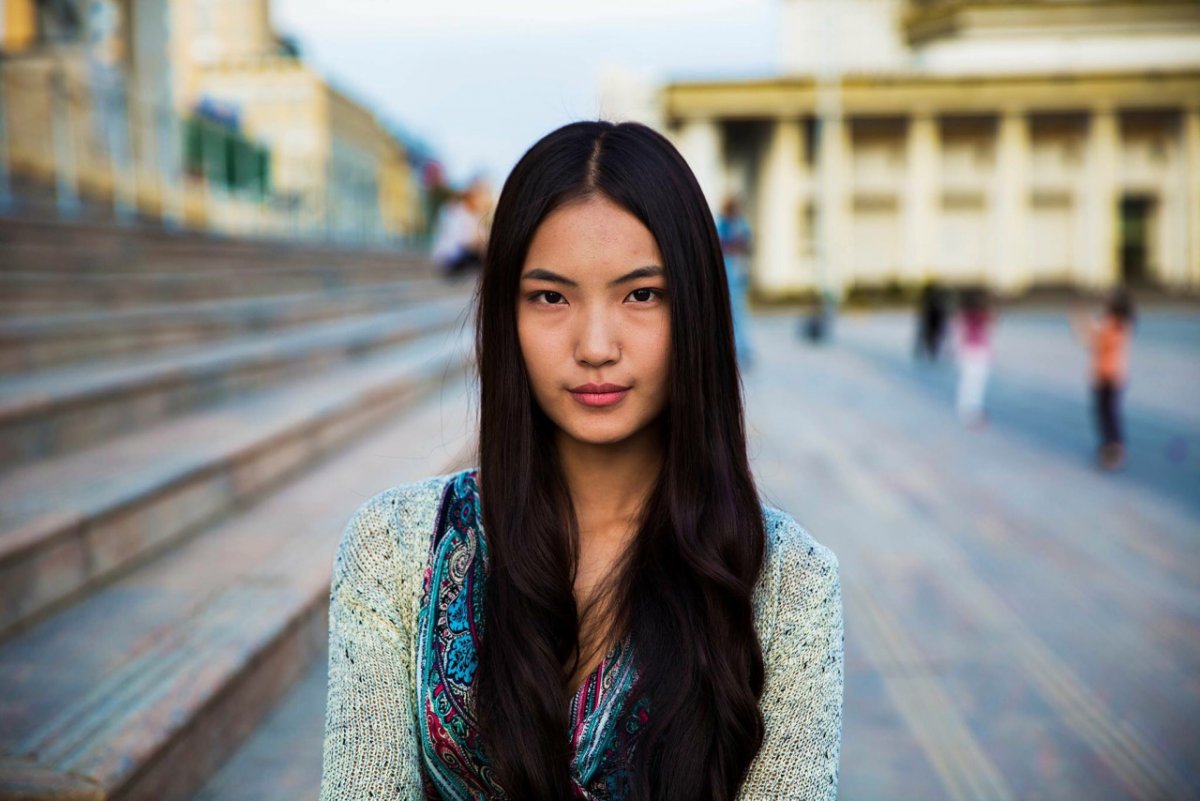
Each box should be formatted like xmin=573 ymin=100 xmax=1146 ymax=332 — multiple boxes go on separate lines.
xmin=473 ymin=120 xmax=766 ymax=801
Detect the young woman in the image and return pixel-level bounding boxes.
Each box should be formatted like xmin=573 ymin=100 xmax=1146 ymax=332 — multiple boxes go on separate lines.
xmin=319 ymin=121 xmax=844 ymax=801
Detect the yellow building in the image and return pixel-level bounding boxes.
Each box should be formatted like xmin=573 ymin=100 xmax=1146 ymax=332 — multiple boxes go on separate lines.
xmin=659 ymin=0 xmax=1200 ymax=298
xmin=192 ymin=56 xmax=418 ymax=242
xmin=1 ymin=0 xmax=191 ymax=221
xmin=173 ymin=0 xmax=423 ymax=243
xmin=0 ymin=0 xmax=424 ymax=242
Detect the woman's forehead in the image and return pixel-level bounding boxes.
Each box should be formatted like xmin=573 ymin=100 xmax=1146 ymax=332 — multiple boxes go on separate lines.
xmin=522 ymin=197 xmax=663 ymax=282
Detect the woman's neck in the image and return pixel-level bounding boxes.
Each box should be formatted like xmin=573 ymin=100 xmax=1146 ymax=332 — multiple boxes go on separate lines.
xmin=555 ymin=424 xmax=662 ymax=692
xmin=555 ymin=425 xmax=663 ymax=541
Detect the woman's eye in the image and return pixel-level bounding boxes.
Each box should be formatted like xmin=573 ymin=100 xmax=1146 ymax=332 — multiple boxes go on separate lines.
xmin=628 ymin=288 xmax=662 ymax=303
xmin=533 ymin=291 xmax=565 ymax=304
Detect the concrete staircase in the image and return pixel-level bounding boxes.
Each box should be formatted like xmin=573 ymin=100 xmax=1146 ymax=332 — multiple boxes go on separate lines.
xmin=0 ymin=217 xmax=479 ymax=800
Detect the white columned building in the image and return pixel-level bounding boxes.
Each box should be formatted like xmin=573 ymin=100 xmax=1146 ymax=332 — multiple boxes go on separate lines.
xmin=1081 ymin=108 xmax=1120 ymax=289
xmin=816 ymin=112 xmax=851 ymax=296
xmin=1186 ymin=109 xmax=1200 ymax=284
xmin=902 ymin=112 xmax=939 ymax=287
xmin=673 ymin=118 xmax=725 ymax=215
xmin=756 ymin=118 xmax=805 ymax=294
xmin=991 ymin=109 xmax=1030 ymax=292
xmin=658 ymin=0 xmax=1200 ymax=298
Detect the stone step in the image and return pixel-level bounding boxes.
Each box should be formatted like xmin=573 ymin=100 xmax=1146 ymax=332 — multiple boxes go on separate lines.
xmin=191 ymin=651 xmax=328 ymax=801
xmin=0 ymin=240 xmax=430 ymax=275
xmin=0 ymin=323 xmax=473 ymax=638
xmin=0 ymin=216 xmax=428 ymax=274
xmin=0 ymin=262 xmax=440 ymax=314
xmin=0 ymin=279 xmax=458 ymax=375
xmin=0 ymin=373 xmax=475 ymax=801
xmin=0 ymin=295 xmax=473 ymax=469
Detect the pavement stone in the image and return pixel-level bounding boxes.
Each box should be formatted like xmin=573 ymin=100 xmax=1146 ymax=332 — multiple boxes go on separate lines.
xmin=173 ymin=306 xmax=1198 ymax=801
xmin=747 ymin=308 xmax=1199 ymax=800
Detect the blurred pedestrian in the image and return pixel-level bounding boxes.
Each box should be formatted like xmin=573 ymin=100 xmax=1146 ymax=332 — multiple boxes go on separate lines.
xmin=914 ymin=280 xmax=948 ymax=362
xmin=431 ymin=177 xmax=492 ymax=280
xmin=1071 ymin=288 xmax=1135 ymax=470
xmin=716 ymin=195 xmax=756 ymax=366
xmin=800 ymin=289 xmax=837 ymax=344
xmin=953 ymin=287 xmax=994 ymax=428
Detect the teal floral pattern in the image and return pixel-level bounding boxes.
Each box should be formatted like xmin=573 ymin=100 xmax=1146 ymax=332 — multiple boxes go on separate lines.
xmin=416 ymin=470 xmax=646 ymax=800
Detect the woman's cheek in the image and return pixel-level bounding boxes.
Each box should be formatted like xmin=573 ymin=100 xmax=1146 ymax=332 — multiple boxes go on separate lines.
xmin=524 ymin=344 xmax=560 ymax=409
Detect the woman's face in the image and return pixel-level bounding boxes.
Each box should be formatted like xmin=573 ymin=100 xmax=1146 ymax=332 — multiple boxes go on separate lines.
xmin=517 ymin=195 xmax=671 ymax=450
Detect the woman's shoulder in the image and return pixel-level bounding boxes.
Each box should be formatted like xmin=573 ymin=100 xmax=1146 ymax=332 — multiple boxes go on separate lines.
xmin=336 ymin=467 xmax=475 ymax=571
xmin=753 ymin=503 xmax=841 ymax=650
xmin=759 ymin=503 xmax=839 ymax=577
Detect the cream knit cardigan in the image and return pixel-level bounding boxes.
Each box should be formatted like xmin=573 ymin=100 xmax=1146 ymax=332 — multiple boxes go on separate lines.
xmin=319 ymin=470 xmax=844 ymax=800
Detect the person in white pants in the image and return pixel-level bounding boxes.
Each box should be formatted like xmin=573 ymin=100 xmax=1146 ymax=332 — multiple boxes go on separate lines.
xmin=953 ymin=288 xmax=994 ymax=428
xmin=956 ymin=346 xmax=990 ymax=426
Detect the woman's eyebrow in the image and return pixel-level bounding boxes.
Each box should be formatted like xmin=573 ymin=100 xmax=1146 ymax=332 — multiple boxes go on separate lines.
xmin=521 ymin=265 xmax=665 ymax=288
xmin=609 ymin=265 xmax=666 ymax=286
xmin=520 ymin=268 xmax=577 ymax=286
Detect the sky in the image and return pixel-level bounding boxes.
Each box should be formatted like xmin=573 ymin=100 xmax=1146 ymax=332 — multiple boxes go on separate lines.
xmin=272 ymin=0 xmax=781 ymax=187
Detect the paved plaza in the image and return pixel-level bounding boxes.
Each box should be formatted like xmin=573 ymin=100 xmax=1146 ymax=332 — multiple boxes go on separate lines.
xmin=193 ymin=304 xmax=1199 ymax=800
xmin=747 ymin=306 xmax=1199 ymax=801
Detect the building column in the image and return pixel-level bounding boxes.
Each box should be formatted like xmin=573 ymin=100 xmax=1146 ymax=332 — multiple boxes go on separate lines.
xmin=675 ymin=117 xmax=725 ymax=214
xmin=50 ymin=66 xmax=82 ymax=217
xmin=1082 ymin=107 xmax=1119 ymax=289
xmin=992 ymin=108 xmax=1031 ymax=292
xmin=903 ymin=112 xmax=939 ymax=285
xmin=1184 ymin=107 xmax=1200 ymax=289
xmin=755 ymin=117 xmax=805 ymax=293
xmin=817 ymin=112 xmax=850 ymax=296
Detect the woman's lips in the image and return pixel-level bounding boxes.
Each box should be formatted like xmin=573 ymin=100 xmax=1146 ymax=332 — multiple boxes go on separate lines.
xmin=569 ymin=386 xmax=630 ymax=408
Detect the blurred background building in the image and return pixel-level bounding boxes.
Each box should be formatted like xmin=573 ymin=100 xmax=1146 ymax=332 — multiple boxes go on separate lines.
xmin=660 ymin=0 xmax=1200 ymax=299
xmin=0 ymin=0 xmax=434 ymax=244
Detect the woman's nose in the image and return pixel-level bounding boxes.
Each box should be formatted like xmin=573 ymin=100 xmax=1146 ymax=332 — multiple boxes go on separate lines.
xmin=575 ymin=308 xmax=620 ymax=367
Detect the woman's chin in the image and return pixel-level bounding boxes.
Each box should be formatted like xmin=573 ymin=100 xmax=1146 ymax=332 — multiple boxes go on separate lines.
xmin=557 ymin=415 xmax=665 ymax=451
xmin=563 ymin=428 xmax=633 ymax=448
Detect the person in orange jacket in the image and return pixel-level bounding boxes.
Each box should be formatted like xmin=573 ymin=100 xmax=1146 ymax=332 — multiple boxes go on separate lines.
xmin=1071 ymin=289 xmax=1136 ymax=470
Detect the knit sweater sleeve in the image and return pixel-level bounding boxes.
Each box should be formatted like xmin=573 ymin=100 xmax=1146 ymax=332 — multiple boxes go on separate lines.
xmin=737 ymin=509 xmax=844 ymax=801
xmin=319 ymin=484 xmax=436 ymax=801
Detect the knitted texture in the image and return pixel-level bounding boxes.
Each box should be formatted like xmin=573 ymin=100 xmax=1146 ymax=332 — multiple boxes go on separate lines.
xmin=319 ymin=469 xmax=844 ymax=800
